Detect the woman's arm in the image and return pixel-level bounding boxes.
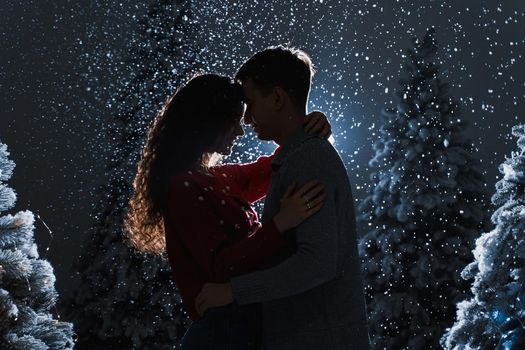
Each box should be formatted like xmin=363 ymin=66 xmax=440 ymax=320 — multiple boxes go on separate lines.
xmin=214 ymin=146 xmax=281 ymax=204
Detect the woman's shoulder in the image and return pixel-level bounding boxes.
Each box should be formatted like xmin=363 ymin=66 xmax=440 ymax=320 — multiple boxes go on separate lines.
xmin=170 ymin=171 xmax=199 ymax=191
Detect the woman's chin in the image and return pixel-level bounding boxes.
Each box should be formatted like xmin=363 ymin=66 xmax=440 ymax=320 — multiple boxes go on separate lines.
xmin=219 ymin=145 xmax=233 ymax=155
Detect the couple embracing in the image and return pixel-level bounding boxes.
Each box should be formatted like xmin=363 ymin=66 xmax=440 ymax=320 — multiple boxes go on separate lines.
xmin=125 ymin=45 xmax=371 ymax=350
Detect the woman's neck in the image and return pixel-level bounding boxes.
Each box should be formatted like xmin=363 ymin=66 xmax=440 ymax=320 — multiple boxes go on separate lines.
xmin=193 ymin=163 xmax=212 ymax=176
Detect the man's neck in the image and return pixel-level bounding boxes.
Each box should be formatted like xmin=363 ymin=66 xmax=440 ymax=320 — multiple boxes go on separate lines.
xmin=274 ymin=109 xmax=306 ymax=146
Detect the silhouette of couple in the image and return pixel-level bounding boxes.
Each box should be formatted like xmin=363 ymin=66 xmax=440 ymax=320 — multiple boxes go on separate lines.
xmin=125 ymin=45 xmax=371 ymax=350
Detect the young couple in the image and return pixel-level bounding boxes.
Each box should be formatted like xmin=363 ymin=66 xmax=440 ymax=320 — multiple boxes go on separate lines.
xmin=125 ymin=46 xmax=371 ymax=349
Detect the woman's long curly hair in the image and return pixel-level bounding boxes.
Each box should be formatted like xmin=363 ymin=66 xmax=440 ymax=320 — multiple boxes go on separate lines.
xmin=123 ymin=73 xmax=244 ymax=256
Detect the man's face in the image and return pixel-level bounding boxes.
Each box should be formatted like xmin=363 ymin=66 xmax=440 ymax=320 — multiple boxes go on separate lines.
xmin=241 ymin=78 xmax=278 ymax=141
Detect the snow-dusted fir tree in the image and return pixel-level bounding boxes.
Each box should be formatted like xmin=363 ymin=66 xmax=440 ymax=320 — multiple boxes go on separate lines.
xmin=357 ymin=28 xmax=492 ymax=349
xmin=440 ymin=124 xmax=525 ymax=350
xmin=65 ymin=1 xmax=203 ymax=349
xmin=0 ymin=142 xmax=74 ymax=349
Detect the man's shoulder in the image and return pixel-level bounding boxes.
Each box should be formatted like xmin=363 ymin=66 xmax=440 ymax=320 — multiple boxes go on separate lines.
xmin=286 ymin=136 xmax=340 ymax=164
xmin=277 ymin=137 xmax=347 ymax=180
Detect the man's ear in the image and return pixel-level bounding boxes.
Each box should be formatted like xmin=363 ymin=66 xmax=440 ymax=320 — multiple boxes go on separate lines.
xmin=272 ymin=86 xmax=286 ymax=111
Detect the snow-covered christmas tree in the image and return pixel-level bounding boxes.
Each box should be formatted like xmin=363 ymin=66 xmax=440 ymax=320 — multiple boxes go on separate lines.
xmin=65 ymin=1 xmax=202 ymax=348
xmin=440 ymin=124 xmax=525 ymax=350
xmin=0 ymin=141 xmax=75 ymax=349
xmin=357 ymin=27 xmax=492 ymax=349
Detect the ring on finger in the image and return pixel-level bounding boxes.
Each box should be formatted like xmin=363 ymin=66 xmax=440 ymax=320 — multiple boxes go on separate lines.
xmin=306 ymin=202 xmax=311 ymax=209
xmin=302 ymin=195 xmax=309 ymax=204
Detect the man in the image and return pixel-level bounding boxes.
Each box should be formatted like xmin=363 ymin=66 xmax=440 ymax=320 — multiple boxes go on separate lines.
xmin=196 ymin=45 xmax=371 ymax=349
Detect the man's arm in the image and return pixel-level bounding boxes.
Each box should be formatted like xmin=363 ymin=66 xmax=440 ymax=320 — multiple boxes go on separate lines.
xmin=230 ymin=140 xmax=339 ymax=304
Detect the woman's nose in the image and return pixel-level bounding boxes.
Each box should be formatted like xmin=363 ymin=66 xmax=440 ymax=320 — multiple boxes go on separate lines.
xmin=236 ymin=124 xmax=245 ymax=136
xmin=242 ymin=113 xmax=253 ymax=125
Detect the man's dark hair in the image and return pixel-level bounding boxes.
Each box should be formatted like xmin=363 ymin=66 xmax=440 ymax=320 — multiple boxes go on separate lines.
xmin=235 ymin=45 xmax=316 ymax=109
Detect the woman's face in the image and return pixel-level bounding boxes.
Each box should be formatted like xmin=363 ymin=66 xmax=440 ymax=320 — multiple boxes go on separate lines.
xmin=217 ymin=102 xmax=246 ymax=155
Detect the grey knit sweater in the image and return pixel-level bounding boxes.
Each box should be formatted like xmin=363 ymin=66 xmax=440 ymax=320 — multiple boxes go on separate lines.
xmin=231 ymin=126 xmax=371 ymax=350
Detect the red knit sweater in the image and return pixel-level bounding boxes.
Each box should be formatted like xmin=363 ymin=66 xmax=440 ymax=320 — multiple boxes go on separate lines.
xmin=163 ymin=147 xmax=289 ymax=320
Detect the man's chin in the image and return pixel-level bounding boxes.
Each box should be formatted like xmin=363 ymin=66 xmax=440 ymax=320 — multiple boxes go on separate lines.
xmin=252 ymin=126 xmax=270 ymax=140
xmin=254 ymin=132 xmax=269 ymax=141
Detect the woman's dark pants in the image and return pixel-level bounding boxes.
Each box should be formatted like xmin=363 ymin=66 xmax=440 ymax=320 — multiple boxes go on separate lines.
xmin=181 ymin=302 xmax=262 ymax=350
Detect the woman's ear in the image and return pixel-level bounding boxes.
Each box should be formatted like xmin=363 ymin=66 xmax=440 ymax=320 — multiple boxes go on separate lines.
xmin=272 ymin=86 xmax=286 ymax=111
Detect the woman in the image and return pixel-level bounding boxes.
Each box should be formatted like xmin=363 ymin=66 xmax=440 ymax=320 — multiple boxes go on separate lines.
xmin=124 ymin=73 xmax=331 ymax=349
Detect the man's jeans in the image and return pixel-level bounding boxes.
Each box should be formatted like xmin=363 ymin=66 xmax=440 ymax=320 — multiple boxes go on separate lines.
xmin=181 ymin=302 xmax=262 ymax=350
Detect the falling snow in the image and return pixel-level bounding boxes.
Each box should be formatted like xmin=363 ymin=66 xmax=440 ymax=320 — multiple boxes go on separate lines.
xmin=0 ymin=0 xmax=524 ymax=347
